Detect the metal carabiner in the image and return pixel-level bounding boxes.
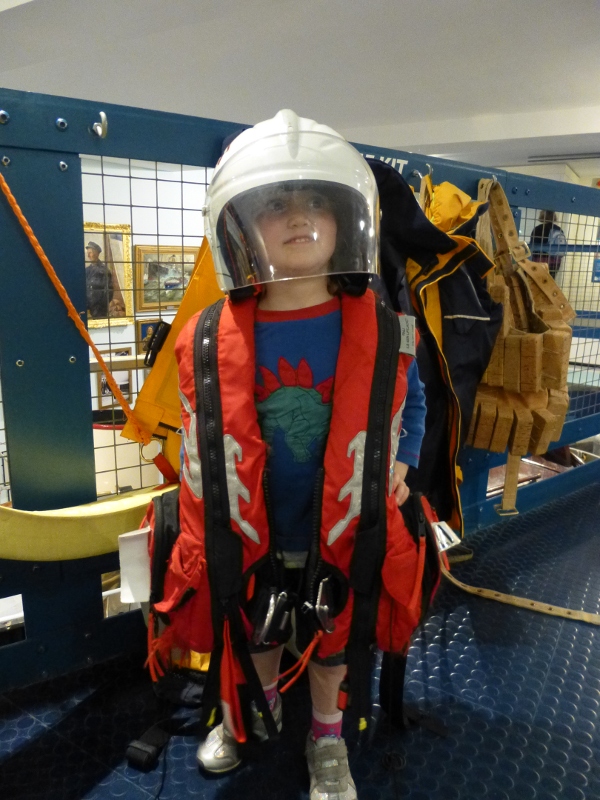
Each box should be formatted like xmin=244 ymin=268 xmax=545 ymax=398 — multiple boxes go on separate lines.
xmin=139 ymin=438 xmax=164 ymax=464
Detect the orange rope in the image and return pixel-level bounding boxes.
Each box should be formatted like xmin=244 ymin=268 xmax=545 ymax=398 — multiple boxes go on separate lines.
xmin=278 ymin=630 xmax=323 ymax=693
xmin=0 ymin=172 xmax=151 ymax=445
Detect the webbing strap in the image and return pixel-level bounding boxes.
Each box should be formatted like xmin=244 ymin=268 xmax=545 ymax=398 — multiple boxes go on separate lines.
xmin=192 ymin=302 xmax=278 ymax=740
xmin=0 ymin=172 xmax=151 ymax=445
xmin=346 ymin=300 xmax=400 ymax=728
xmin=441 ymin=560 xmax=600 ymax=625
xmin=479 ymin=178 xmax=574 ymax=321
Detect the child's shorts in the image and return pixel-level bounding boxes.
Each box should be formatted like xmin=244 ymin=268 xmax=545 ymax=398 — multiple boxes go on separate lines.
xmin=247 ymin=566 xmax=345 ymax=668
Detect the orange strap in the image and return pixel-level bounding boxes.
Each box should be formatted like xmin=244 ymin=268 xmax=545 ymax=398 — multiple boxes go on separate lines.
xmin=278 ymin=630 xmax=323 ymax=693
xmin=0 ymin=172 xmax=152 ymax=446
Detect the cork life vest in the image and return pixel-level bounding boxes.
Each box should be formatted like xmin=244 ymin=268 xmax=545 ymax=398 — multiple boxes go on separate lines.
xmin=147 ymin=288 xmax=431 ymax=740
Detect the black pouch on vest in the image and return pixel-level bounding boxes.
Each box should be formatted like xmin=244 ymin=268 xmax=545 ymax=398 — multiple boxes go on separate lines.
xmin=149 ymin=487 xmax=181 ymax=606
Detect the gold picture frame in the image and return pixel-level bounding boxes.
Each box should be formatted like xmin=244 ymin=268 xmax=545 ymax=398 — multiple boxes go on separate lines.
xmin=134 ymin=245 xmax=199 ymax=312
xmin=84 ymin=223 xmax=134 ymax=328
xmin=96 ymin=347 xmax=132 ymax=409
xmin=136 ymin=318 xmax=161 ymax=356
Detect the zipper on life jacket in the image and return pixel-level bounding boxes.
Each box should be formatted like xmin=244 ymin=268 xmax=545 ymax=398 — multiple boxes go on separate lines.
xmin=306 ymin=466 xmax=326 ymax=610
xmin=200 ymin=302 xmax=229 ymax=525
xmin=362 ymin=301 xmax=400 ymax=529
xmin=262 ymin=470 xmax=280 ymax=582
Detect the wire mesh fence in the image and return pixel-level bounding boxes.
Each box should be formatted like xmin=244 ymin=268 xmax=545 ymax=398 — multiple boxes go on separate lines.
xmin=81 ymin=154 xmax=212 ymax=497
xmin=1 ymin=164 xmax=599 ymax=505
xmin=519 ymin=205 xmax=600 ymax=421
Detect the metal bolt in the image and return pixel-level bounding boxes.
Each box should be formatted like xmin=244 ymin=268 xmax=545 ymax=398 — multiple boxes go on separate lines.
xmin=41 ymin=671 xmax=49 ymax=680
xmin=511 ymin=187 xmax=518 ymax=194
xmin=16 ymin=359 xmax=24 ymax=367
xmin=69 ymin=356 xmax=76 ymax=363
xmin=0 ymin=110 xmax=9 ymax=124
xmin=58 ymin=161 xmax=68 ymax=172
xmin=55 ymin=117 xmax=68 ymax=131
xmin=84 ymin=632 xmax=92 ymax=640
xmin=86 ymin=656 xmax=94 ymax=666
xmin=571 ymin=197 xmax=576 ymax=203
xmin=525 ymin=189 xmax=531 ymax=195
xmin=1 ymin=156 xmax=10 ymax=167
xmin=37 ymin=644 xmax=46 ymax=654
xmin=32 ymin=564 xmax=40 ymax=572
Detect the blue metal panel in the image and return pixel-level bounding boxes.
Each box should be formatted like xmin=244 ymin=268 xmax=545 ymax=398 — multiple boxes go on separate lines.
xmin=466 ymin=455 xmax=600 ymax=532
xmin=352 ymin=141 xmax=505 ymax=199
xmin=0 ymin=146 xmax=95 ymax=509
xmin=354 ymin=142 xmax=600 ymax=217
xmin=0 ymin=87 xmax=245 ymax=167
xmin=460 ymin=413 xmax=600 ymax=532
xmin=0 ymin=611 xmax=146 ymax=691
xmin=0 ymin=552 xmax=146 ymax=691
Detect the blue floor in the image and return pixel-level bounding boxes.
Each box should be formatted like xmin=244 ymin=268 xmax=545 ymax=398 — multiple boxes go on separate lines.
xmin=1 ymin=482 xmax=599 ymax=799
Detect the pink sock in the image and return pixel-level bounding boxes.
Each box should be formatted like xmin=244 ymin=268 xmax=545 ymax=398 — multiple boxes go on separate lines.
xmin=311 ymin=708 xmax=343 ymax=740
xmin=263 ymin=681 xmax=278 ymax=710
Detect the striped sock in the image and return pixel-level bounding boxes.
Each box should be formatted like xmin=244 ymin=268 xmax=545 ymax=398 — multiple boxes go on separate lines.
xmin=311 ymin=708 xmax=343 ymax=740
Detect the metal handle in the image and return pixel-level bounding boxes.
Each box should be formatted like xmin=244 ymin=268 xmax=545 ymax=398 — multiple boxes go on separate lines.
xmin=91 ymin=111 xmax=108 ymax=139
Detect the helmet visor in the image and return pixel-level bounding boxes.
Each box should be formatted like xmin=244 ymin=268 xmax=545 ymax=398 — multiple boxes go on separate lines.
xmin=214 ymin=180 xmax=378 ymax=291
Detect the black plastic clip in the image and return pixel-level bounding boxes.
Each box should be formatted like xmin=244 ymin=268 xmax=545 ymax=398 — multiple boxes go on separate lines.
xmin=144 ymin=320 xmax=172 ymax=367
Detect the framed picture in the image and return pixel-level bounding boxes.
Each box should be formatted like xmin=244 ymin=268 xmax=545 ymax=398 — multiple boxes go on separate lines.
xmin=96 ymin=347 xmax=132 ymax=409
xmin=84 ymin=223 xmax=134 ymax=328
xmin=136 ymin=319 xmax=161 ymax=355
xmin=134 ymin=245 xmax=199 ymax=312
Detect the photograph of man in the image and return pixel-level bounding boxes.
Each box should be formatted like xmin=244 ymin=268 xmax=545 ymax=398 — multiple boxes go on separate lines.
xmin=86 ymin=241 xmax=114 ymax=319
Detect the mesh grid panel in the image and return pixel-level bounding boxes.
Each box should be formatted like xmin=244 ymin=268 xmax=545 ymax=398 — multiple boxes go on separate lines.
xmin=81 ymin=154 xmax=212 ymax=497
xmin=519 ymin=205 xmax=600 ymax=420
xmin=1 ymin=170 xmax=598 ymax=505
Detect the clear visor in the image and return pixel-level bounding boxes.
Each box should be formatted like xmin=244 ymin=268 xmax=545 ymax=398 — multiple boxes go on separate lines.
xmin=215 ymin=181 xmax=378 ymax=291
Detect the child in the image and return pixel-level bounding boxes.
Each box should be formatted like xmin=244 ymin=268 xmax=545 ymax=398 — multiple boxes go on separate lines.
xmin=171 ymin=110 xmax=426 ymax=799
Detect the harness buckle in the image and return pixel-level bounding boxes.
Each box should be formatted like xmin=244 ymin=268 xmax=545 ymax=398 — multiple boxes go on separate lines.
xmin=315 ymin=577 xmax=336 ymax=633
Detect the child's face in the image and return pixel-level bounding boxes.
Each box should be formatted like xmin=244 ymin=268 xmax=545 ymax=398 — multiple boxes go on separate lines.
xmin=255 ymin=190 xmax=337 ymax=279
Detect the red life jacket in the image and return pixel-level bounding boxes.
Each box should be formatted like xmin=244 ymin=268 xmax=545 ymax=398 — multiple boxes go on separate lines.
xmin=150 ymin=288 xmax=426 ymax=732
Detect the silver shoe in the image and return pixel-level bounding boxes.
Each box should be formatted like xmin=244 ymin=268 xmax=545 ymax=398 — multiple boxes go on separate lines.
xmin=306 ymin=735 xmax=357 ymax=800
xmin=196 ymin=723 xmax=242 ymax=773
xmin=197 ymin=695 xmax=283 ymax=773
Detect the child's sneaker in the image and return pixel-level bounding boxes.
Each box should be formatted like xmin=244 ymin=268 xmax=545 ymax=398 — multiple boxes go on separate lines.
xmin=306 ymin=734 xmax=357 ymax=799
xmin=197 ymin=695 xmax=282 ymax=773
xmin=196 ymin=723 xmax=242 ymax=773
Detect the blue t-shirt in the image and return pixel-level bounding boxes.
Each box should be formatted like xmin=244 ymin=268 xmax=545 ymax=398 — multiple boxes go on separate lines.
xmin=254 ymin=297 xmax=426 ymax=552
xmin=255 ymin=298 xmax=340 ymax=551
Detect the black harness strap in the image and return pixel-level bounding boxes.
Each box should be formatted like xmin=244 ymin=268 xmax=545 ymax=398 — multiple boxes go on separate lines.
xmin=346 ymin=300 xmax=400 ymax=727
xmin=194 ymin=300 xmax=278 ymax=740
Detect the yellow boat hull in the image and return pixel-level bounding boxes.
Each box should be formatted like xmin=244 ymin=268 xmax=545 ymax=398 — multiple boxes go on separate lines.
xmin=0 ymin=485 xmax=177 ymax=561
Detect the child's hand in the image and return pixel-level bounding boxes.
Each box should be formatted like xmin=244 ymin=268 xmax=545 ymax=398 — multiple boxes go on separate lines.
xmin=392 ymin=461 xmax=410 ymax=507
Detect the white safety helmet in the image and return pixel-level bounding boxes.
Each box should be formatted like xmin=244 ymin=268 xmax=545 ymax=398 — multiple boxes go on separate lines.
xmin=204 ymin=109 xmax=379 ymax=293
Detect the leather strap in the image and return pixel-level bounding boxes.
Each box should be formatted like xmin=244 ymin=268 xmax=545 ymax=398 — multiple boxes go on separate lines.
xmin=482 ymin=179 xmax=530 ymax=275
xmin=441 ymin=559 xmax=600 ymax=625
xmin=519 ymin=261 xmax=574 ymax=321
xmin=480 ymin=179 xmax=574 ymax=321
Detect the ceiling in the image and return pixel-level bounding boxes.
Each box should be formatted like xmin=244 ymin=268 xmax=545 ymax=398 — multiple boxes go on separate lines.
xmin=1 ymin=0 xmax=600 ymax=178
